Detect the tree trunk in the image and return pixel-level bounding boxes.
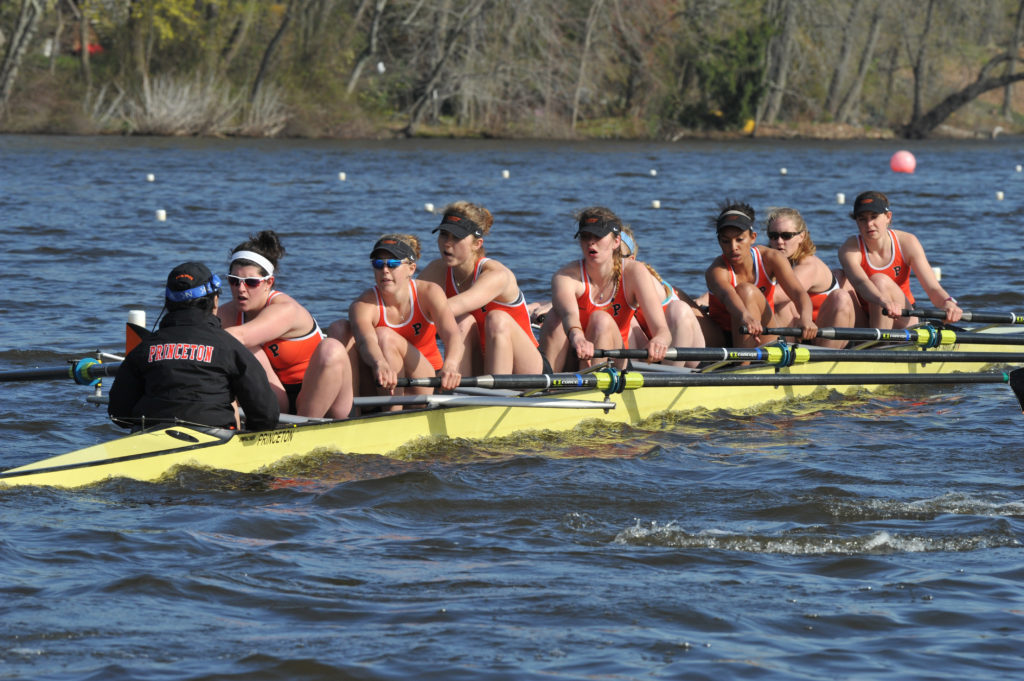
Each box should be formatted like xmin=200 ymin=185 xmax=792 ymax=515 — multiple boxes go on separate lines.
xmin=571 ymin=0 xmax=605 ymax=133
xmin=908 ymin=0 xmax=937 ymax=124
xmin=401 ymin=0 xmax=489 ymax=137
xmin=1002 ymin=0 xmax=1024 ymax=119
xmin=761 ymin=0 xmax=797 ymax=124
xmin=220 ymin=0 xmax=259 ymax=73
xmin=79 ymin=2 xmax=92 ymax=91
xmin=824 ymin=1 xmax=859 ymax=117
xmin=900 ymin=55 xmax=1024 ymax=138
xmin=0 ymin=0 xmax=43 ymax=117
xmin=251 ymin=0 xmax=298 ymax=103
xmin=836 ymin=3 xmax=883 ymax=125
xmin=345 ymin=0 xmax=388 ymax=95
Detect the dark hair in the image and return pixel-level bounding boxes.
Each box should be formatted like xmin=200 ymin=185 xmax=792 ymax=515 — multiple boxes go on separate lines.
xmin=712 ymin=199 xmax=755 ymax=229
xmin=230 ymin=230 xmax=286 ymax=276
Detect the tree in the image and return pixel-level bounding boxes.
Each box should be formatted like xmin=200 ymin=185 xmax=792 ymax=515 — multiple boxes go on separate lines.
xmin=0 ymin=0 xmax=43 ymax=118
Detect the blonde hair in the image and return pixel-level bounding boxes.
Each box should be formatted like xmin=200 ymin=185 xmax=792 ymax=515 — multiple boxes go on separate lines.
xmin=441 ymin=201 xmax=493 ymax=236
xmin=765 ymin=207 xmax=816 ymax=264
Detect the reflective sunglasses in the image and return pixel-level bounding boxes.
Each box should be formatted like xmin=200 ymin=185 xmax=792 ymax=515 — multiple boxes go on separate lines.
xmin=227 ymin=273 xmax=272 ymax=287
xmin=371 ymin=258 xmax=405 ymax=270
xmin=767 ymin=230 xmax=802 ymax=241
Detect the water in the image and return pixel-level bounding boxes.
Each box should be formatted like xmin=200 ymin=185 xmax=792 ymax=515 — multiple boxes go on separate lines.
xmin=1 ymin=135 xmax=1023 ymax=680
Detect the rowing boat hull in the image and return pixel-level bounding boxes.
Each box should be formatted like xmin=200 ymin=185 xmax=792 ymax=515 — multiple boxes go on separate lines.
xmin=1 ymin=340 xmax=1008 ymax=489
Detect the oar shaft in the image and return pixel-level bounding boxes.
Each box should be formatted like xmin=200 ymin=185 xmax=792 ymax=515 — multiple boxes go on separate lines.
xmin=904 ymin=308 xmax=1024 ymax=325
xmin=398 ymin=369 xmax=1009 ymax=391
xmin=599 ymin=346 xmax=1024 ymax=364
xmin=766 ymin=327 xmax=1024 ymax=346
xmin=0 ymin=360 xmax=121 ymax=383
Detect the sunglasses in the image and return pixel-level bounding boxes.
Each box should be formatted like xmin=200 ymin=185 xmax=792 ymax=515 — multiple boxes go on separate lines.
xmin=227 ymin=274 xmax=272 ymax=287
xmin=371 ymin=258 xmax=406 ymax=270
xmin=767 ymin=231 xmax=802 ymax=241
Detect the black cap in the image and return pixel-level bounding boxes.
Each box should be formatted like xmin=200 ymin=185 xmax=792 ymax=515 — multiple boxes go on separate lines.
xmin=370 ymin=236 xmax=416 ymax=262
xmin=852 ymin=191 xmax=890 ymax=216
xmin=165 ymin=262 xmax=221 ymax=302
xmin=716 ymin=210 xmax=754 ymax=232
xmin=574 ymin=215 xmax=621 ymax=238
xmin=432 ymin=213 xmax=482 ymax=239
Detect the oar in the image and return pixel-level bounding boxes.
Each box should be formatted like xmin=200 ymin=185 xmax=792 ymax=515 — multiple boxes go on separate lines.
xmin=0 ymin=358 xmax=120 ymax=384
xmin=762 ymin=326 xmax=1024 ymax=347
xmin=898 ymin=307 xmax=1024 ymax=325
xmin=397 ymin=369 xmax=1012 ymax=392
xmin=595 ymin=346 xmax=1024 ymax=365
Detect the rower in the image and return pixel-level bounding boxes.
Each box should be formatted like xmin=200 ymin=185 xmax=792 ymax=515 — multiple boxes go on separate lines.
xmin=418 ymin=201 xmax=544 ymax=376
xmin=619 ymin=225 xmax=706 ymax=368
xmin=217 ymin=230 xmax=352 ymax=419
xmin=538 ymin=206 xmax=670 ymax=370
xmin=838 ymin=191 xmax=962 ymax=329
xmin=764 ymin=207 xmax=859 ymax=348
xmin=704 ymin=201 xmax=817 ymax=348
xmin=348 ymin=234 xmax=464 ymax=405
xmin=108 ymin=262 xmax=279 ymax=431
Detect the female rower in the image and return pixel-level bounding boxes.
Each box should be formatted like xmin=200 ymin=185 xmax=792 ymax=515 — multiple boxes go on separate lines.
xmin=619 ymin=225 xmax=706 ymax=368
xmin=704 ymin=201 xmax=817 ymax=348
xmin=348 ymin=234 xmax=464 ymax=401
xmin=539 ymin=207 xmax=670 ymax=371
xmin=418 ymin=202 xmax=544 ymax=375
xmin=218 ymin=230 xmax=353 ymax=419
xmin=838 ymin=191 xmax=961 ymax=329
xmin=764 ymin=207 xmax=859 ymax=348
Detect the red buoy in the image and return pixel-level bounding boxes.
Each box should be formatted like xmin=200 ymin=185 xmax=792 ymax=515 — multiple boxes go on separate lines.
xmin=890 ymin=150 xmax=916 ymax=174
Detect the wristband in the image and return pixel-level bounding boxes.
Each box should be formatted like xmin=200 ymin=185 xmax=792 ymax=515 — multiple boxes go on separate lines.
xmin=944 ymin=296 xmax=958 ymax=305
xmin=566 ymin=325 xmax=584 ymax=335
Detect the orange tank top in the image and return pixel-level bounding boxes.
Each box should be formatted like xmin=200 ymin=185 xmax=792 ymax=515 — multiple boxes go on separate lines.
xmin=444 ymin=257 xmax=538 ymax=354
xmin=237 ymin=290 xmax=324 ymax=385
xmin=858 ymin=230 xmax=915 ymax=305
xmin=375 ymin=281 xmax=443 ymax=370
xmin=576 ymin=260 xmax=636 ymax=347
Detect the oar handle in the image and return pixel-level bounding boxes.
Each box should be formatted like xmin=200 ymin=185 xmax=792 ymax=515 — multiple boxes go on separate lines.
xmin=902 ymin=307 xmax=1024 ymax=325
xmin=0 ymin=358 xmax=121 ymax=384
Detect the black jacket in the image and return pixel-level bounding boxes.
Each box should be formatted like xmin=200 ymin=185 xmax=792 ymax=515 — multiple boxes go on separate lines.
xmin=108 ymin=308 xmax=279 ymax=431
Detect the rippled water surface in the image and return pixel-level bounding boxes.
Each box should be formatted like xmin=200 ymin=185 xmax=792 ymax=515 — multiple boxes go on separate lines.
xmin=1 ymin=135 xmax=1023 ymax=680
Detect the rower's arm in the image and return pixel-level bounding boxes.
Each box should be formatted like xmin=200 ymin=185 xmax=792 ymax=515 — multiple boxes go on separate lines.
xmin=225 ymin=296 xmax=303 ymax=350
xmin=446 ymin=261 xmax=512 ymax=317
xmin=765 ymin=249 xmax=817 ymax=339
xmin=349 ymin=293 xmax=392 ymax=387
xmin=551 ymin=267 xmax=590 ymax=356
xmin=838 ymin=238 xmax=885 ymax=306
xmin=418 ymin=281 xmax=464 ymax=391
xmin=705 ymin=262 xmax=759 ymax=333
xmin=624 ymin=261 xmax=669 ymax=361
xmin=900 ymin=231 xmax=962 ymax=322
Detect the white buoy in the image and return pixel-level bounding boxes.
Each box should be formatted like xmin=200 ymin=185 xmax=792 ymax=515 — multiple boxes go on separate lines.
xmin=501 ymin=169 xmax=510 ymax=179
xmin=146 ymin=173 xmax=155 ymax=182
xmin=649 ymin=169 xmax=657 ymax=177
xmin=376 ymin=61 xmax=386 ymax=74
xmin=996 ymin=191 xmax=1005 ymax=201
xmin=155 ymin=209 xmax=167 ymax=221
xmin=128 ymin=310 xmax=146 ymax=328
xmin=1016 ymin=165 xmax=1022 ymax=173
xmin=780 ymin=167 xmax=788 ymax=175
xmin=651 ymin=199 xmax=661 ymax=209
xmin=338 ymin=172 xmax=347 ymax=181
xmin=424 ymin=202 xmax=435 ymax=213
xmin=836 ymin=192 xmax=845 ymax=205
xmin=932 ymin=267 xmax=942 ymax=282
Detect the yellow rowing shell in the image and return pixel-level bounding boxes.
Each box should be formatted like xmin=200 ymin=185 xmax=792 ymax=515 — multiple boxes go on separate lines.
xmin=0 ymin=341 xmax=1010 ymax=489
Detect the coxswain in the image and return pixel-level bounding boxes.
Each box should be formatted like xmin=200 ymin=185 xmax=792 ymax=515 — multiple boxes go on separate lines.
xmin=108 ymin=262 xmax=279 ymax=431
